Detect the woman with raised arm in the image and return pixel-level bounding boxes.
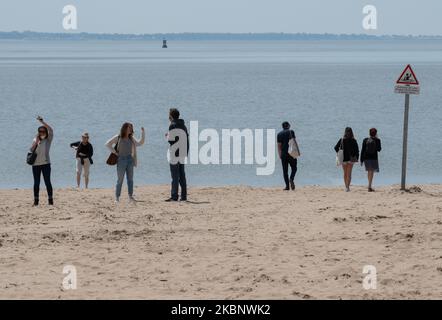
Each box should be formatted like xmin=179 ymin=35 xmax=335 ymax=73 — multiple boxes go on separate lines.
xmin=30 ymin=116 xmax=54 ymax=206
xmin=106 ymin=123 xmax=145 ymax=202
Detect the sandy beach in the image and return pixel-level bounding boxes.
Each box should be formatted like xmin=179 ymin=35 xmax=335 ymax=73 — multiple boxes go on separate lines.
xmin=0 ymin=184 xmax=441 ymax=299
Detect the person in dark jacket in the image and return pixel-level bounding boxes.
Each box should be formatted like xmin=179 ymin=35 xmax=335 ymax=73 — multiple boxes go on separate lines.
xmin=166 ymin=108 xmax=188 ymax=202
xmin=334 ymin=127 xmax=359 ymax=192
xmin=360 ymin=128 xmax=382 ymax=192
xmin=277 ymin=121 xmax=297 ymax=190
xmin=70 ymin=133 xmax=94 ymax=189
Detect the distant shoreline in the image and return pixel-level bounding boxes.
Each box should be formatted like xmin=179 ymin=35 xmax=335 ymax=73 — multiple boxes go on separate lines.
xmin=2 ymin=31 xmax=442 ymax=41
xmin=0 ymin=183 xmax=431 ymax=192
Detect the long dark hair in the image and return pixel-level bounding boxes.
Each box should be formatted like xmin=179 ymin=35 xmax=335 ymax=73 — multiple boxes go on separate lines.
xmin=343 ymin=127 xmax=354 ymax=140
xmin=120 ymin=122 xmax=133 ymax=139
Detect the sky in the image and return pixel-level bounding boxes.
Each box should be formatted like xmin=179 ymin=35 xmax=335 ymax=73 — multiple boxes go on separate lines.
xmin=0 ymin=0 xmax=441 ymax=35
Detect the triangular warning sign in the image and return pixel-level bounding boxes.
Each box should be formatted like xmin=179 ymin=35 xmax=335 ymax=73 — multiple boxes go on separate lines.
xmin=396 ymin=64 xmax=419 ymax=85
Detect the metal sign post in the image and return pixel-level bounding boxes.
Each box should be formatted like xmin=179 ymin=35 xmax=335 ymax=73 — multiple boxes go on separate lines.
xmin=401 ymin=94 xmax=410 ymax=190
xmin=394 ymin=64 xmax=420 ymax=191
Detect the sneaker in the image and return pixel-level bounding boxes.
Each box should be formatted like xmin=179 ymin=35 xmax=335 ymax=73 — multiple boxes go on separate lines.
xmin=33 ymin=199 xmax=39 ymax=207
xmin=345 ymin=188 xmax=350 ymax=192
xmin=283 ymin=187 xmax=290 ymax=191
xmin=368 ymin=188 xmax=375 ymax=192
xmin=48 ymin=199 xmax=54 ymax=205
xmin=165 ymin=198 xmax=178 ymax=202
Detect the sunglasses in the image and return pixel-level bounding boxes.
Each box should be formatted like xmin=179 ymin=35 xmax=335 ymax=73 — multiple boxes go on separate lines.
xmin=38 ymin=130 xmax=46 ymax=134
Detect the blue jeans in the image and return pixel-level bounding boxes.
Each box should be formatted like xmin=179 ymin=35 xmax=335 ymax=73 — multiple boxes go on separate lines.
xmin=281 ymin=155 xmax=297 ymax=188
xmin=170 ymin=163 xmax=187 ymax=200
xmin=32 ymin=164 xmax=53 ymax=200
xmin=116 ymin=155 xmax=134 ymax=198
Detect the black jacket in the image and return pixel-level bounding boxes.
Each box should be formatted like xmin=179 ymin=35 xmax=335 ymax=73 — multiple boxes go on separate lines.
xmin=334 ymin=138 xmax=359 ymax=162
xmin=70 ymin=141 xmax=94 ymax=164
xmin=168 ymin=119 xmax=189 ymax=158
xmin=360 ymin=137 xmax=382 ymax=162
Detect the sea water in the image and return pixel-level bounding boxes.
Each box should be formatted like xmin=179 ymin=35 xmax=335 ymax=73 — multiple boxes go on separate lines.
xmin=0 ymin=40 xmax=441 ymax=189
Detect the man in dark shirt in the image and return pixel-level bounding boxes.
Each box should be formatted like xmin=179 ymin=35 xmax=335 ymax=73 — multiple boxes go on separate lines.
xmin=277 ymin=121 xmax=297 ymax=190
xmin=166 ymin=108 xmax=189 ymax=202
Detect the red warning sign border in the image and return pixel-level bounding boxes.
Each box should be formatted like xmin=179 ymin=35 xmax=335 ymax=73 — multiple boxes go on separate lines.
xmin=396 ymin=64 xmax=419 ymax=85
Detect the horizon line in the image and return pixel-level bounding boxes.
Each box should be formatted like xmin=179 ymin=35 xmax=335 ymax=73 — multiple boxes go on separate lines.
xmin=1 ymin=30 xmax=442 ymax=40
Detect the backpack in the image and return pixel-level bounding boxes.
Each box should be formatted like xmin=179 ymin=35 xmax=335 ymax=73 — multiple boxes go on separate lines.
xmin=366 ymin=138 xmax=377 ymax=155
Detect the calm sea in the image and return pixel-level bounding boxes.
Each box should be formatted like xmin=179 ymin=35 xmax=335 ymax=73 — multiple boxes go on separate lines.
xmin=1 ymin=40 xmax=442 ymax=189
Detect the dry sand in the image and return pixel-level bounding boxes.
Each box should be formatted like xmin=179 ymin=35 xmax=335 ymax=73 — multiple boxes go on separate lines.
xmin=0 ymin=184 xmax=441 ymax=299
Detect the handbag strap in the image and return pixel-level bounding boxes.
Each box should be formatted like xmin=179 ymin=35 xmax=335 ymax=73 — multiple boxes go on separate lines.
xmin=114 ymin=135 xmax=120 ymax=152
xmin=31 ymin=139 xmax=39 ymax=153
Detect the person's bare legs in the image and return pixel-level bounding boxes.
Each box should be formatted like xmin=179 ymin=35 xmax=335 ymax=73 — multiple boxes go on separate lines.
xmin=367 ymin=170 xmax=374 ymax=191
xmin=347 ymin=163 xmax=354 ymax=190
xmin=343 ymin=163 xmax=354 ymax=191
xmin=342 ymin=164 xmax=349 ymax=190
xmin=341 ymin=165 xmax=346 ymax=189
xmin=76 ymin=172 xmax=81 ymax=188
xmin=85 ymin=176 xmax=89 ymax=189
